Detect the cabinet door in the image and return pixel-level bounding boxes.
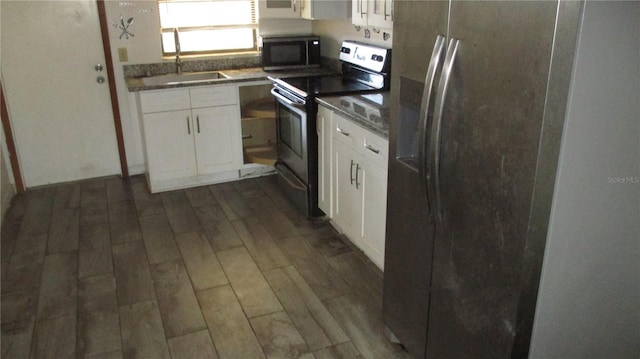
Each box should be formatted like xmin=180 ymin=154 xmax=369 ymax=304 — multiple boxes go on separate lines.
xmin=367 ymin=0 xmax=393 ymax=28
xmin=302 ymin=0 xmax=350 ymax=20
xmin=258 ymin=0 xmax=300 ymax=18
xmin=317 ymin=106 xmax=332 ymax=216
xmin=352 ymin=0 xmax=368 ymax=26
xmin=143 ymin=110 xmax=197 ymax=182
xmin=360 ymin=160 xmax=387 ymax=269
xmin=333 ymin=140 xmax=362 ymax=239
xmin=193 ymin=105 xmax=242 ymax=174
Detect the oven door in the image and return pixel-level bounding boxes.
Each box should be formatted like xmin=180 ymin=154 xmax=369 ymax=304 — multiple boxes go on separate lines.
xmin=271 ymin=86 xmax=308 ymax=183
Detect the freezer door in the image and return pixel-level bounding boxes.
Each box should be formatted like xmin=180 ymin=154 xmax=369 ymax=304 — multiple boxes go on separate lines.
xmin=425 ymin=1 xmax=567 ymax=358
xmin=382 ymin=1 xmax=448 ymax=358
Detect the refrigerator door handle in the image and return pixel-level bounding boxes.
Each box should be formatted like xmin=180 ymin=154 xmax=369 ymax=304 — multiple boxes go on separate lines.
xmin=419 ymin=35 xmax=447 ymax=212
xmin=429 ymin=38 xmax=460 ymax=223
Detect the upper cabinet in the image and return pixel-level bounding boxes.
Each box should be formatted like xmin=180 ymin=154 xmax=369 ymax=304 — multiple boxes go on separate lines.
xmin=258 ymin=0 xmax=300 ymax=19
xmin=352 ymin=0 xmax=393 ymax=28
xmin=259 ymin=0 xmax=349 ymax=19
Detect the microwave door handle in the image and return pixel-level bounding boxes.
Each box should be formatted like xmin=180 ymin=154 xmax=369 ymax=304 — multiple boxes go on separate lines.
xmin=271 ymin=88 xmax=305 ymax=108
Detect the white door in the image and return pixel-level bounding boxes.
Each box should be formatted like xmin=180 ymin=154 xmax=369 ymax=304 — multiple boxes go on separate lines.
xmin=1 ymin=1 xmax=121 ymax=187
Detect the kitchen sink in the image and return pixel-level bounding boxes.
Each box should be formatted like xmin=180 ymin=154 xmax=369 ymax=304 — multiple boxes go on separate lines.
xmin=141 ymin=71 xmax=230 ymax=86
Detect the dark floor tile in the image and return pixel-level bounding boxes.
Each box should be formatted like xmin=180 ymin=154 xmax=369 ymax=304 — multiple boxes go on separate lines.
xmin=109 ymin=200 xmax=142 ymax=244
xmin=78 ymin=310 xmax=122 ymax=357
xmin=85 ymin=350 xmax=123 ymax=359
xmin=53 ymin=183 xmax=81 ymax=210
xmin=131 ymin=181 xmax=165 ymax=218
xmin=217 ymin=247 xmax=283 ymax=318
xmin=264 ymin=267 xmax=348 ymax=351
xmin=31 ymin=315 xmax=77 ymax=359
xmin=47 ymin=207 xmax=80 ymax=253
xmin=312 ymin=342 xmax=364 ymax=359
xmin=138 ymin=213 xmax=181 ymax=264
xmin=232 ymin=178 xmax=267 ymax=199
xmin=19 ymin=188 xmax=54 ymax=236
xmin=119 ymin=300 xmax=170 ymax=359
xmin=275 ymin=236 xmax=350 ymax=301
xmin=1 ymin=250 xmax=45 ymax=295
xmin=324 ymin=294 xmax=411 ymax=359
xmin=112 ymin=241 xmax=155 ymax=305
xmin=209 ymin=183 xmax=253 ymax=221
xmin=81 ymin=181 xmax=109 ymax=226
xmin=255 ymin=176 xmax=298 ymax=214
xmin=36 ymin=252 xmax=78 ymax=321
xmin=11 ymin=232 xmax=47 ymax=257
xmin=303 ymin=226 xmax=352 ymax=259
xmin=162 ymin=191 xmax=202 ymax=234
xmin=150 ymin=259 xmax=207 ymax=338
xmin=250 ymin=311 xmax=309 ymax=359
xmin=1 ymin=291 xmax=39 ymax=333
xmin=1 ymin=320 xmax=34 ymax=359
xmin=232 ymin=217 xmax=291 ymax=272
xmin=167 ymin=330 xmax=219 ymax=359
xmin=105 ymin=176 xmax=134 ymax=203
xmin=194 ymin=204 xmax=243 ymax=252
xmin=78 ymin=274 xmax=118 ymax=316
xmin=175 ymin=231 xmax=228 ymax=291
xmin=79 ymin=224 xmax=113 ymax=278
xmin=247 ymin=195 xmax=301 ymax=240
xmin=327 ymin=252 xmax=383 ymax=308
xmin=185 ymin=186 xmax=218 ymax=208
xmin=197 ymin=285 xmax=266 ymax=359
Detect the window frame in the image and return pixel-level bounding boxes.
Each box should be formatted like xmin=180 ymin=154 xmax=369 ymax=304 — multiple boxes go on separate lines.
xmin=158 ymin=0 xmax=259 ymax=57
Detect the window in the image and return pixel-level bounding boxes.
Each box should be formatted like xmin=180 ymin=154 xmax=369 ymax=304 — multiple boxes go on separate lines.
xmin=158 ymin=0 xmax=258 ymax=56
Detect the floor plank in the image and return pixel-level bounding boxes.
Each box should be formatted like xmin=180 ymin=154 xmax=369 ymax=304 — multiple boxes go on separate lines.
xmin=161 ymin=191 xmax=201 ymax=234
xmin=112 ymin=241 xmax=155 ymax=305
xmin=47 ymin=208 xmax=80 ymax=253
xmin=79 ymin=224 xmax=113 ymax=278
xmin=209 ymin=183 xmax=253 ymax=221
xmin=197 ymin=285 xmax=266 ymax=359
xmin=108 ymin=200 xmax=142 ymax=244
xmin=31 ymin=315 xmax=77 ymax=359
xmin=250 ymin=311 xmax=310 ymax=359
xmin=194 ymin=204 xmax=244 ymax=252
xmin=138 ymin=213 xmax=181 ymax=264
xmin=175 ymin=231 xmax=228 ymax=291
xmin=167 ymin=330 xmax=219 ymax=359
xmin=119 ymin=300 xmax=170 ymax=359
xmin=150 ymin=259 xmax=207 ymax=338
xmin=232 ymin=217 xmax=291 ymax=272
xmin=216 ymin=247 xmax=283 ymax=318
xmin=36 ymin=252 xmax=78 ymax=321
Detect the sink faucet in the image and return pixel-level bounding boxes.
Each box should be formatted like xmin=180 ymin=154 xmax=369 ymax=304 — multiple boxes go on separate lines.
xmin=174 ymin=28 xmax=182 ymax=75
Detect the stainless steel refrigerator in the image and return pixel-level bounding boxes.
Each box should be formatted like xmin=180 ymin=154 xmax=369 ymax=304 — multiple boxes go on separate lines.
xmin=383 ymin=1 xmax=640 ymax=358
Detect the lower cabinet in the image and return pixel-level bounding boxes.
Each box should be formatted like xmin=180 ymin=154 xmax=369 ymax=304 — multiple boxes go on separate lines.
xmin=320 ymin=105 xmax=388 ymax=270
xmin=139 ymin=85 xmax=243 ymax=192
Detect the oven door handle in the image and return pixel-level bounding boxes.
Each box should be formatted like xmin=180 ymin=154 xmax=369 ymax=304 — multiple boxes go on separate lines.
xmin=271 ymin=87 xmax=306 ymax=108
xmin=275 ymin=161 xmax=307 ymax=192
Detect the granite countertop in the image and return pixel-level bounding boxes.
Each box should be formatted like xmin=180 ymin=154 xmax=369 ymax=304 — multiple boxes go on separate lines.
xmin=126 ymin=67 xmax=338 ymax=92
xmin=316 ymin=92 xmax=391 ymax=139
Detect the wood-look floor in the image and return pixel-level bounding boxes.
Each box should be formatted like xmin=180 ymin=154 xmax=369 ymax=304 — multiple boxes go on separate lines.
xmin=1 ymin=175 xmax=410 ymax=359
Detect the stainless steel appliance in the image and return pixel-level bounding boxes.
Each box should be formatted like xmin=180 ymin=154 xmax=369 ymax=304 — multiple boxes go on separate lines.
xmin=383 ymin=1 xmax=640 ymax=359
xmin=259 ymin=34 xmax=321 ymax=71
xmin=270 ymin=40 xmax=391 ymax=217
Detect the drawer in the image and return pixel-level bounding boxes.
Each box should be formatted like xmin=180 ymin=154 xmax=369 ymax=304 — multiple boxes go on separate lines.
xmin=332 ymin=114 xmax=363 ymax=147
xmin=362 ymin=132 xmax=389 ymax=169
xmin=190 ymin=85 xmax=237 ymax=108
xmin=139 ymin=88 xmax=190 ymax=113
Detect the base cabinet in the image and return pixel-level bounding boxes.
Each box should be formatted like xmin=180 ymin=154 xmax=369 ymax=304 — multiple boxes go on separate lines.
xmin=139 ymin=85 xmax=243 ymax=192
xmin=319 ymin=105 xmax=389 ymax=269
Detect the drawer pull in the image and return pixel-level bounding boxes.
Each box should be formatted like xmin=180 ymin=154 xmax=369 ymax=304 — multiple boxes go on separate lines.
xmin=365 ymin=144 xmax=380 ymax=154
xmin=186 ymin=116 xmax=191 ymax=134
xmin=337 ymin=127 xmax=350 ymax=137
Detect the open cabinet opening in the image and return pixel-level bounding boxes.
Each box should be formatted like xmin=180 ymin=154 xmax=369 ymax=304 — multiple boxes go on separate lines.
xmin=239 ymin=83 xmax=277 ymax=167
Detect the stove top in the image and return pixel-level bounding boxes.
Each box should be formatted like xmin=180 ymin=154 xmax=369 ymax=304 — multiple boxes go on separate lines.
xmin=276 ymin=75 xmax=379 ymax=99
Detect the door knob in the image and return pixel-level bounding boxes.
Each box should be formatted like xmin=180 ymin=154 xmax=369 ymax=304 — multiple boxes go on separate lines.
xmin=95 ymin=64 xmax=103 ymax=72
xmin=97 ymin=76 xmax=105 ymax=84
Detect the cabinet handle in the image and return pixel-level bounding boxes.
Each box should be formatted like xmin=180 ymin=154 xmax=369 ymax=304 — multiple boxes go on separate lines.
xmin=293 ymin=0 xmax=296 ymax=12
xmin=350 ymin=159 xmax=355 ymax=185
xmin=355 ymin=163 xmax=361 ymax=189
xmin=360 ymin=0 xmax=364 ymax=18
xmin=196 ymin=116 xmax=200 ymax=133
xmin=365 ymin=144 xmax=380 ymax=154
xmin=186 ymin=116 xmax=190 ymax=134
xmin=337 ymin=127 xmax=350 ymax=137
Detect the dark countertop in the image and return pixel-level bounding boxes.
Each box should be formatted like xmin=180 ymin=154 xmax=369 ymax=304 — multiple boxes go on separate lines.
xmin=126 ymin=67 xmax=338 ymax=92
xmin=316 ymin=92 xmax=391 ymax=139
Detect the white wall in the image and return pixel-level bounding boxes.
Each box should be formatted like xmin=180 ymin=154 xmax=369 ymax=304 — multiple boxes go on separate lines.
xmin=313 ymin=19 xmax=393 ymax=58
xmin=530 ymin=2 xmax=640 ymax=357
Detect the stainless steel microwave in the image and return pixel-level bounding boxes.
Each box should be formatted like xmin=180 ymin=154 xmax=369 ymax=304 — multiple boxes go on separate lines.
xmin=259 ymin=35 xmax=321 ymax=71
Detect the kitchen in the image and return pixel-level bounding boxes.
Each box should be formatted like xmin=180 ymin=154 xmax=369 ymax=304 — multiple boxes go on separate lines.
xmin=1 ymin=1 xmax=639 ymax=359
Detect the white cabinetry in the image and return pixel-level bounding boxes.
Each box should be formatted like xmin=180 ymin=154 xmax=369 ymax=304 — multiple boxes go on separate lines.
xmin=139 ymin=84 xmax=243 ymax=192
xmin=321 ymin=106 xmax=388 ymax=269
xmin=352 ymin=0 xmax=393 ymax=28
xmin=259 ymin=0 xmax=349 ymax=19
